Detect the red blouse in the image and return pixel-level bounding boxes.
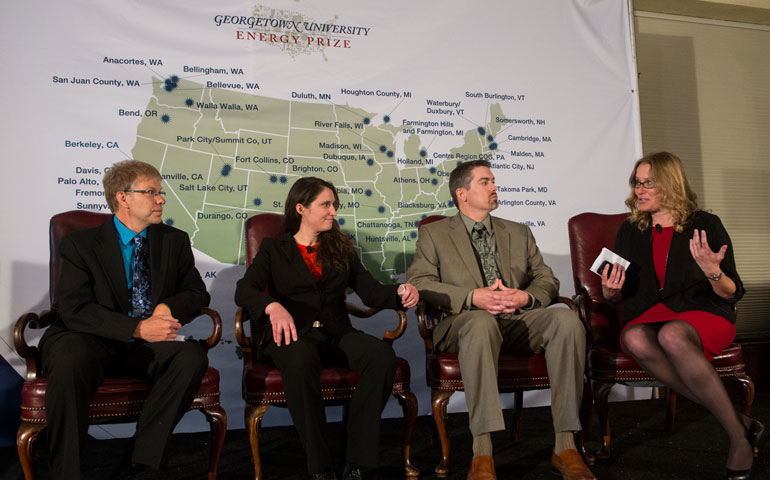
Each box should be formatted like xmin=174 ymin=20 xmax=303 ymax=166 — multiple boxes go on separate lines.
xmin=297 ymin=243 xmax=322 ymax=282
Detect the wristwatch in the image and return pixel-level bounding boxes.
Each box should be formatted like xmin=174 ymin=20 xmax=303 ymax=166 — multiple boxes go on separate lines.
xmin=707 ymin=271 xmax=723 ymax=282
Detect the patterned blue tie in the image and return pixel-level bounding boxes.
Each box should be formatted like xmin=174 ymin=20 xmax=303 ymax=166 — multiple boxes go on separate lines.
xmin=131 ymin=235 xmax=153 ymax=319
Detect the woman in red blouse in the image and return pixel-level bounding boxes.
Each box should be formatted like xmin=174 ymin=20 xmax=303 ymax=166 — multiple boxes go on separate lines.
xmin=601 ymin=152 xmax=760 ymax=479
xmin=235 ymin=177 xmax=418 ymax=480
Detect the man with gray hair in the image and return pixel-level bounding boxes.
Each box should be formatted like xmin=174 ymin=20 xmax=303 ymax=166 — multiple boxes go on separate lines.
xmin=39 ymin=160 xmax=210 ymax=479
xmin=407 ymin=160 xmax=594 ymax=480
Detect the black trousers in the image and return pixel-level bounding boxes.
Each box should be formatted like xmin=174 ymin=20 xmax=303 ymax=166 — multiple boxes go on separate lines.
xmin=264 ymin=328 xmax=397 ymax=474
xmin=40 ymin=331 xmax=208 ymax=480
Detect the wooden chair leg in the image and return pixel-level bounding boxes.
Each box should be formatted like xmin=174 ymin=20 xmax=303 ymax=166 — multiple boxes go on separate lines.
xmin=245 ymin=404 xmax=270 ymax=480
xmin=592 ymin=380 xmax=613 ymax=461
xmin=432 ymin=390 xmax=454 ymax=478
xmin=664 ymin=389 xmax=677 ymax=433
xmin=511 ymin=391 xmax=523 ymax=443
xmin=732 ymin=374 xmax=757 ymax=456
xmin=201 ymin=404 xmax=227 ymax=480
xmin=577 ymin=377 xmax=595 ymax=466
xmin=17 ymin=422 xmax=44 ymax=480
xmin=733 ymin=373 xmax=755 ymax=417
xmin=393 ymin=391 xmax=420 ymax=479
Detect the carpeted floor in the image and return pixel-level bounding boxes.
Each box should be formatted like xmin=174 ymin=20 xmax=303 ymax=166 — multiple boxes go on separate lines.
xmin=2 ymin=394 xmax=768 ymax=479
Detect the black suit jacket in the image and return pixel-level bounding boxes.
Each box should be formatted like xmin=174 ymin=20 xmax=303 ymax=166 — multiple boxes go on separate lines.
xmin=41 ymin=218 xmax=210 ymax=345
xmin=234 ymin=233 xmax=403 ymax=337
xmin=614 ymin=210 xmax=744 ymax=325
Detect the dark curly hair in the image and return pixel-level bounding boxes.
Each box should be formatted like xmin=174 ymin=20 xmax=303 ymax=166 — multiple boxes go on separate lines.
xmin=283 ymin=177 xmax=355 ymax=270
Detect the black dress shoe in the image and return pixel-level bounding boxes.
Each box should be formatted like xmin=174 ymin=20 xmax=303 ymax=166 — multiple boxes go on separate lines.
xmin=110 ymin=462 xmax=146 ymax=480
xmin=725 ymin=467 xmax=751 ymax=480
xmin=341 ymin=463 xmax=363 ymax=480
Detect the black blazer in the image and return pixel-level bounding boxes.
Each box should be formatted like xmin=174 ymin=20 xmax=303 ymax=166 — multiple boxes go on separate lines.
xmin=41 ymin=219 xmax=210 ymax=345
xmin=614 ymin=210 xmax=744 ymax=325
xmin=235 ymin=233 xmax=403 ymax=337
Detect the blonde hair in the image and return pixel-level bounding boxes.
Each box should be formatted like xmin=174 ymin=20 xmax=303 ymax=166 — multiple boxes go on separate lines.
xmin=625 ymin=152 xmax=699 ymax=232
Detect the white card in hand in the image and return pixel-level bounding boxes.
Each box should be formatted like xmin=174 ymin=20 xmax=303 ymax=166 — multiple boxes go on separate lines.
xmin=590 ymin=247 xmax=630 ymax=276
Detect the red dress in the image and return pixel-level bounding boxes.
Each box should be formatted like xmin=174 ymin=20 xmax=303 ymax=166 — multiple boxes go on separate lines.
xmin=620 ymin=226 xmax=735 ymax=360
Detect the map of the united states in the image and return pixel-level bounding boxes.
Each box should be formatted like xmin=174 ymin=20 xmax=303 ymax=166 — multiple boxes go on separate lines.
xmin=132 ymin=77 xmax=507 ymax=281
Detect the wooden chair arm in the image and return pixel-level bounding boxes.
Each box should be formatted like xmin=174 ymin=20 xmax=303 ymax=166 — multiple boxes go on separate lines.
xmin=345 ymin=303 xmax=383 ymax=318
xmin=573 ymin=288 xmax=591 ymax=334
xmin=381 ymin=310 xmax=408 ymax=346
xmin=195 ymin=306 xmax=222 ymax=350
xmin=415 ymin=301 xmax=435 ymax=353
xmin=346 ymin=302 xmax=408 ymax=346
xmin=14 ymin=311 xmax=51 ymax=380
xmin=234 ymin=306 xmax=254 ymax=365
xmin=234 ymin=307 xmax=250 ymax=349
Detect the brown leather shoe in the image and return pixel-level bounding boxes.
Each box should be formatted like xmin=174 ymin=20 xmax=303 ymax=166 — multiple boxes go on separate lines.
xmin=467 ymin=455 xmax=497 ymax=480
xmin=551 ymin=449 xmax=596 ymax=480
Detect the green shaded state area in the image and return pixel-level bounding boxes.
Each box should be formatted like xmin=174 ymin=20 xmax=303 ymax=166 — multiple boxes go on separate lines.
xmin=205 ymin=160 xmax=249 ymax=209
xmin=133 ymin=137 xmax=166 ymax=167
xmin=488 ymin=103 xmax=505 ymax=137
xmin=208 ymin=89 xmax=289 ymax=136
xmin=161 ymin=147 xmax=213 ymax=220
xmin=234 ymin=132 xmax=287 ymax=173
xmin=290 ymin=101 xmax=336 ymax=130
xmin=161 ymin=191 xmax=196 ymax=235
xmin=193 ymin=204 xmax=245 ymax=264
xmin=136 ymin=96 xmax=200 ymax=149
xmin=243 ymin=172 xmax=291 ymax=213
xmin=288 ymin=128 xmax=344 ymax=159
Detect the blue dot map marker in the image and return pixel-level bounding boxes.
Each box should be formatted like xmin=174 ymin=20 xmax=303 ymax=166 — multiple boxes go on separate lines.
xmin=253 ymin=198 xmax=262 ymax=207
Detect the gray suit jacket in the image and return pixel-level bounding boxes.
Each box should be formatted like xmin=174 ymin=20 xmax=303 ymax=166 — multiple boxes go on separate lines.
xmin=406 ymin=213 xmax=559 ymax=342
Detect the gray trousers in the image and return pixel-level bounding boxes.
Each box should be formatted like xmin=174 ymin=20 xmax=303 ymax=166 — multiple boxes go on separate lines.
xmin=435 ymin=307 xmax=585 ymax=436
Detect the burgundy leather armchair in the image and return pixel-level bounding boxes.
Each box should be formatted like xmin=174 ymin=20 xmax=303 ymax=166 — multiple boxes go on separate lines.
xmin=233 ymin=212 xmax=419 ymax=479
xmin=14 ymin=210 xmax=227 ymax=480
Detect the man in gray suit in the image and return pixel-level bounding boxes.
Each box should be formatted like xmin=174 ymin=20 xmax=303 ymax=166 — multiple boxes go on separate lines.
xmin=407 ymin=160 xmax=595 ymax=480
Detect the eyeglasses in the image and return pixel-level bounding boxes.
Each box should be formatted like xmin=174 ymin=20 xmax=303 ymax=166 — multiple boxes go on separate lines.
xmin=124 ymin=189 xmax=167 ymax=199
xmin=633 ymin=180 xmax=656 ymax=189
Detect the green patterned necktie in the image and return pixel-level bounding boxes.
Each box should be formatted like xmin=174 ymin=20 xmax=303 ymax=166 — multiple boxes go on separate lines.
xmin=472 ymin=222 xmax=501 ymax=286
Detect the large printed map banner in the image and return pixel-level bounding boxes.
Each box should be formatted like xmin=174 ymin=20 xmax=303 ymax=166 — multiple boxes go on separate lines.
xmin=1 ymin=0 xmax=641 ymax=433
